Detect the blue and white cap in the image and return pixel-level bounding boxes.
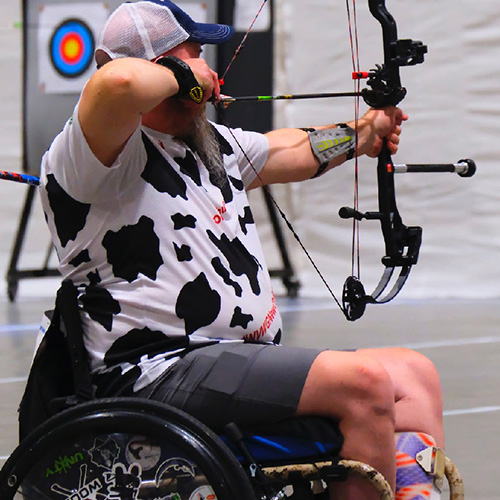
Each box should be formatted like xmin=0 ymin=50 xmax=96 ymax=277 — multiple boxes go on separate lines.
xmin=95 ymin=0 xmax=234 ymax=67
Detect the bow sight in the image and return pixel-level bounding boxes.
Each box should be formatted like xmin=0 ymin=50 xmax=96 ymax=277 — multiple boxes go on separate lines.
xmin=360 ymin=1 xmax=428 ymax=109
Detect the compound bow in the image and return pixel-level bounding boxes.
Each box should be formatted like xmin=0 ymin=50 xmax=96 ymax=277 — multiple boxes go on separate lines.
xmin=339 ymin=0 xmax=427 ymax=320
xmin=338 ymin=0 xmax=475 ymax=320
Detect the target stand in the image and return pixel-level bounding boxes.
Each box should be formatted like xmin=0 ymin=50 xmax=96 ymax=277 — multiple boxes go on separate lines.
xmin=7 ymin=0 xmax=112 ymax=300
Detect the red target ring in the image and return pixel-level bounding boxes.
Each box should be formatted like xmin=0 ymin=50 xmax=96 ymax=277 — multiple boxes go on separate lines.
xmin=59 ymin=32 xmax=85 ymax=65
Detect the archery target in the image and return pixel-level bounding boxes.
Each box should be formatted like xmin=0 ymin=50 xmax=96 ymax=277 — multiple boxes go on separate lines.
xmin=49 ymin=18 xmax=94 ymax=78
xmin=38 ymin=3 xmax=108 ymax=94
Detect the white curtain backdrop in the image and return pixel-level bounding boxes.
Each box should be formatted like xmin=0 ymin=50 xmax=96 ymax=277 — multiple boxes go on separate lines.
xmin=253 ymin=0 xmax=500 ymax=300
xmin=0 ymin=0 xmax=498 ymax=300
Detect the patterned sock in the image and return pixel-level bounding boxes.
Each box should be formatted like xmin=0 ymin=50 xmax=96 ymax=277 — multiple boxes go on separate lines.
xmin=395 ymin=432 xmax=442 ymax=500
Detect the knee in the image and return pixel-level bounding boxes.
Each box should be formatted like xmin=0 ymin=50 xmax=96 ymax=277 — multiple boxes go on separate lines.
xmin=320 ymin=352 xmax=396 ymax=422
xmin=348 ymin=354 xmax=396 ymax=417
xmin=395 ymin=348 xmax=442 ymax=397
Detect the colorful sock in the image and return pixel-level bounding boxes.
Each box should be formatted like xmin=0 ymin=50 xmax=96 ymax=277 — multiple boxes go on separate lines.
xmin=395 ymin=432 xmax=442 ymax=500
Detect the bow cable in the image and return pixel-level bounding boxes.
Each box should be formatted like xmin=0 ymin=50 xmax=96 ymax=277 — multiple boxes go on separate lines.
xmin=219 ymin=0 xmax=271 ymax=84
xmin=215 ymin=0 xmax=349 ymax=317
xmin=345 ymin=0 xmax=362 ymax=283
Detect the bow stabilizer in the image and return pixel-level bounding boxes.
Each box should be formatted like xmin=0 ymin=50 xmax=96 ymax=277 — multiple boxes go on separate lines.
xmin=340 ymin=0 xmax=427 ymax=321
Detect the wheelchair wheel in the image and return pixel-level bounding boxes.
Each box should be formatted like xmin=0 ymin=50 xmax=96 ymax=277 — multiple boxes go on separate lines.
xmin=0 ymin=398 xmax=256 ymax=500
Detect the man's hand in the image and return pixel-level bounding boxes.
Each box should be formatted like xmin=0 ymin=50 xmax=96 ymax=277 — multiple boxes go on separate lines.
xmin=352 ymin=107 xmax=409 ymax=158
xmin=182 ymin=58 xmax=221 ymax=105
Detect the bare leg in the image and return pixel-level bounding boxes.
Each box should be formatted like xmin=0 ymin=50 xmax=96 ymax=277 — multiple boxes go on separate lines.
xmin=295 ymin=348 xmax=444 ymax=499
xmin=296 ymin=350 xmax=397 ymax=499
xmin=359 ymin=347 xmax=444 ymax=447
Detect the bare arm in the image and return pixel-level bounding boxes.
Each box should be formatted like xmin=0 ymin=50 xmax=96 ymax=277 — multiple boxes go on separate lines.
xmin=78 ymin=58 xmax=180 ymax=167
xmin=78 ymin=55 xmax=220 ymax=167
xmin=248 ymin=106 xmax=408 ymax=189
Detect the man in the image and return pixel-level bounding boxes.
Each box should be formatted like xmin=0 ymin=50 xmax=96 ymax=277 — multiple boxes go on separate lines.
xmin=40 ymin=1 xmax=444 ymax=499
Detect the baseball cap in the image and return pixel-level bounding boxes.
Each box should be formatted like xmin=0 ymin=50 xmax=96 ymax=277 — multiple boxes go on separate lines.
xmin=95 ymin=0 xmax=234 ymax=67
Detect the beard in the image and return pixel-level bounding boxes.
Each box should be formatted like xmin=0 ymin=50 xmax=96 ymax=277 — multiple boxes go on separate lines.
xmin=186 ymin=111 xmax=228 ymax=189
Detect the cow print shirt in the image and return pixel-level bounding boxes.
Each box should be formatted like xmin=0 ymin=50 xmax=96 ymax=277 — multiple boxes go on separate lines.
xmin=40 ymin=104 xmax=283 ymax=395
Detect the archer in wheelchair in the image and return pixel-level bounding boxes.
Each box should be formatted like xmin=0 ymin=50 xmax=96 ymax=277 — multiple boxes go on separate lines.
xmin=0 ymin=1 xmax=463 ymax=498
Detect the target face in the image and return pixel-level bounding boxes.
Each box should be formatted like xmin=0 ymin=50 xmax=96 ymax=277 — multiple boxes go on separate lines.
xmin=49 ymin=18 xmax=95 ymax=78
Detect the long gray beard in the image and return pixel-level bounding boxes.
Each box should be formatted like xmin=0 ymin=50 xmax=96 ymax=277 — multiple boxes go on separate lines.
xmin=189 ymin=114 xmax=228 ymax=189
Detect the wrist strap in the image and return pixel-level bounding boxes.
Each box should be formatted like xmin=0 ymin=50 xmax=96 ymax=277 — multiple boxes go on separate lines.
xmin=156 ymin=56 xmax=204 ymax=104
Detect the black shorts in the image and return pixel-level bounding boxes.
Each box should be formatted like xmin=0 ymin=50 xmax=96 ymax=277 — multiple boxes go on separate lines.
xmin=135 ymin=342 xmax=322 ymax=430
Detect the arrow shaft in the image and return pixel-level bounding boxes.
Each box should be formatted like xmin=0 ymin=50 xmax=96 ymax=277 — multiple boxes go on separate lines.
xmin=0 ymin=170 xmax=40 ymax=185
xmin=219 ymin=91 xmax=361 ymax=104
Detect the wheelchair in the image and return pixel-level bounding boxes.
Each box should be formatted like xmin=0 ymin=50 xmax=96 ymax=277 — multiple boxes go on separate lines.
xmin=0 ymin=282 xmax=465 ymax=500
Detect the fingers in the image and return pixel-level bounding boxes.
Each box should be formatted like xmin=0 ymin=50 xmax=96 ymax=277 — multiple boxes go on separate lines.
xmin=393 ymin=107 xmax=409 ymax=126
xmin=385 ymin=107 xmax=407 ymax=155
xmin=185 ymin=58 xmax=220 ymax=104
xmin=210 ymin=68 xmax=221 ymax=102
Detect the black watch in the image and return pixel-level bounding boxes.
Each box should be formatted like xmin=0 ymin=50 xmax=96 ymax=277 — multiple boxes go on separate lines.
xmin=156 ymin=55 xmax=204 ymax=104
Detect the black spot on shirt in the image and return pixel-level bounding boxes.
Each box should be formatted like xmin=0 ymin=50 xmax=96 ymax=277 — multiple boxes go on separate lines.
xmin=80 ymin=284 xmax=121 ymax=332
xmin=102 ymin=216 xmax=164 ymax=283
xmin=176 ymin=273 xmax=221 ymax=335
xmin=210 ymin=170 xmax=233 ymax=204
xmin=45 ymin=174 xmax=91 ymax=248
xmin=174 ymin=243 xmax=192 ymax=262
xmin=171 ymin=213 xmax=197 ymax=230
xmin=69 ymin=249 xmax=91 ymax=267
xmin=175 ymin=150 xmax=201 ymax=186
xmin=141 ymin=134 xmax=188 ymax=200
xmin=230 ymin=306 xmax=253 ymax=329
xmin=87 ymin=269 xmax=101 ymax=286
xmin=238 ymin=206 xmax=255 ymax=235
xmin=273 ymin=329 xmax=282 ymax=344
xmin=207 ymin=231 xmax=261 ymax=295
xmin=211 ymin=257 xmax=242 ymax=297
xmin=104 ymin=327 xmax=188 ymax=367
xmin=212 ymin=126 xmax=234 ymax=157
xmin=229 ymin=175 xmax=244 ymax=192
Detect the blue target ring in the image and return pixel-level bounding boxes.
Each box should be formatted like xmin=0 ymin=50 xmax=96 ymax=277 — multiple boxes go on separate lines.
xmin=50 ymin=18 xmax=95 ymax=78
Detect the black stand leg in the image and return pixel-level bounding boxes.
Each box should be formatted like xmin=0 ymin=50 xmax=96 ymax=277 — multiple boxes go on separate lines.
xmin=6 ymin=185 xmax=59 ymax=301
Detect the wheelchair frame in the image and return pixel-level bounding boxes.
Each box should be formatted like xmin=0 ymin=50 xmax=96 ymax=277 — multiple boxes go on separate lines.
xmin=0 ymin=397 xmax=464 ymax=500
xmin=0 ymin=280 xmax=465 ymax=499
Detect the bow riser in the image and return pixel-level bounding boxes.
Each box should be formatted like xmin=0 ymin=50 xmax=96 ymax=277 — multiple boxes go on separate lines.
xmin=376 ymin=145 xmax=422 ymax=269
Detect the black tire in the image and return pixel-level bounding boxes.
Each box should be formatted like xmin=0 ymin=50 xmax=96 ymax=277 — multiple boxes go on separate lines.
xmin=0 ymin=398 xmax=256 ymax=500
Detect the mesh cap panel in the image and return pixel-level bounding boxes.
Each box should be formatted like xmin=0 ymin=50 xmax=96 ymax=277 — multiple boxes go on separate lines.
xmin=95 ymin=2 xmax=189 ymax=67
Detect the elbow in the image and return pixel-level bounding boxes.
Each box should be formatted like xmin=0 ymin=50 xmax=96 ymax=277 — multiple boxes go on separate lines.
xmin=98 ymin=61 xmax=137 ymax=98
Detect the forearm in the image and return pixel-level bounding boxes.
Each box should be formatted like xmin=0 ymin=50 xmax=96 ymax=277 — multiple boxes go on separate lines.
xmin=81 ymin=58 xmax=179 ymax=125
xmin=249 ymin=107 xmax=406 ymax=189
xmin=78 ymin=58 xmax=179 ymax=166
xmin=250 ymin=124 xmax=353 ymax=188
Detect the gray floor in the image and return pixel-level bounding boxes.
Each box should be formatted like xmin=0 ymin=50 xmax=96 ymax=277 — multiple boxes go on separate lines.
xmin=0 ymin=280 xmax=498 ymax=499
